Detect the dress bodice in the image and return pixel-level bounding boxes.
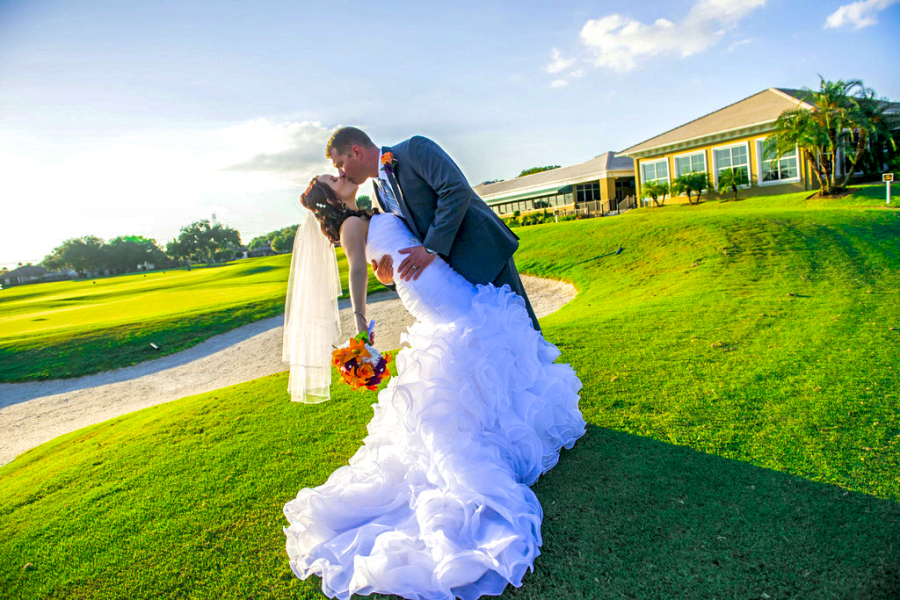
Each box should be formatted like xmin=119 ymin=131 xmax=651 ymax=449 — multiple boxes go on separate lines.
xmin=366 ymin=213 xmax=474 ymax=324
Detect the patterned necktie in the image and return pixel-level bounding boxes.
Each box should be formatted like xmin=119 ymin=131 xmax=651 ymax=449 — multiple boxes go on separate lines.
xmin=377 ymin=176 xmax=402 ymax=215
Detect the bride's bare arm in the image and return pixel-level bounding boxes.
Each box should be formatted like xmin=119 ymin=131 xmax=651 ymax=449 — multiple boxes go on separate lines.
xmin=340 ymin=216 xmax=370 ymax=335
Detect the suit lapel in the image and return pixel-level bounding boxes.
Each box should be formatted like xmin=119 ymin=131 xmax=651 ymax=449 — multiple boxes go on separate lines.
xmin=386 ymin=166 xmax=423 ymax=241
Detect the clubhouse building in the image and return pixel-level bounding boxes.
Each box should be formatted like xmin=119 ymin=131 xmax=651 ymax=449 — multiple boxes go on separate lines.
xmin=474 ymin=151 xmax=636 ymax=217
xmin=620 ymin=88 xmax=837 ymax=200
xmin=474 ymin=87 xmax=897 ymax=217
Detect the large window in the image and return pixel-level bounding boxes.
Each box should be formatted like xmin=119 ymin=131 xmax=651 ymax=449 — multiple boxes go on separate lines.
xmin=713 ymin=143 xmax=750 ymax=186
xmin=641 ymin=158 xmax=669 ymax=184
xmin=757 ymin=139 xmax=799 ymax=184
xmin=576 ymin=182 xmax=600 ymax=203
xmin=674 ymin=151 xmax=706 ymax=177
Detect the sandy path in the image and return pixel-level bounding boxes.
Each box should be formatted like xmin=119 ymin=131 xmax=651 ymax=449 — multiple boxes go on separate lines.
xmin=0 ymin=276 xmax=576 ymax=466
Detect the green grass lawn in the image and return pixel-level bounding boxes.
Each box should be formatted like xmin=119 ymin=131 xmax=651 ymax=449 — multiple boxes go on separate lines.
xmin=1 ymin=184 xmax=898 ymax=598
xmin=0 ymin=248 xmax=385 ymax=382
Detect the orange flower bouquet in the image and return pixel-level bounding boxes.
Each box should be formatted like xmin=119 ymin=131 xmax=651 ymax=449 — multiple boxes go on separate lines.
xmin=331 ymin=322 xmax=392 ymax=392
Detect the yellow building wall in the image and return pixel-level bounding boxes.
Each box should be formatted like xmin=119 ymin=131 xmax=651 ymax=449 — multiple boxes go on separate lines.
xmin=634 ymin=132 xmax=818 ymax=202
xmin=600 ymin=177 xmax=616 ymax=204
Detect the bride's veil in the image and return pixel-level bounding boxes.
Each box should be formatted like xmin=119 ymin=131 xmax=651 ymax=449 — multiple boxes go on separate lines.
xmin=282 ymin=207 xmax=342 ymax=403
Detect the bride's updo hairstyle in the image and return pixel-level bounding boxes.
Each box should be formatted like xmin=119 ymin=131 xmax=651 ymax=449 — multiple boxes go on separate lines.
xmin=300 ymin=177 xmax=378 ymax=245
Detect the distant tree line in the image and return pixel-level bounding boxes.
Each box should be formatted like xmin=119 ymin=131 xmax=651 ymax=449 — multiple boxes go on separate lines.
xmin=517 ymin=165 xmax=561 ymax=178
xmin=42 ymin=235 xmax=169 ymax=276
xmin=243 ymin=196 xmax=371 ymax=255
xmin=40 ymin=219 xmax=244 ymax=277
xmin=248 ymin=224 xmax=298 ymax=254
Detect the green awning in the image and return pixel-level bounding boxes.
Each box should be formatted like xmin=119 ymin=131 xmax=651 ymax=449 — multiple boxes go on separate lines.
xmin=484 ymin=185 xmax=573 ymax=205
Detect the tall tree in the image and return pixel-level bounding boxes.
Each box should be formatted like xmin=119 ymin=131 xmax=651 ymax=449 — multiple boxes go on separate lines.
xmin=767 ymin=77 xmax=898 ymax=196
xmin=270 ymin=228 xmax=297 ymax=253
xmin=248 ymin=234 xmax=270 ymax=251
xmin=836 ymin=86 xmax=899 ymax=188
xmin=171 ymin=220 xmax=241 ymax=266
xmin=166 ymin=237 xmax=192 ymax=266
xmin=43 ymin=236 xmax=105 ymax=276
xmin=105 ymin=236 xmax=167 ymax=273
xmin=248 ymin=224 xmax=298 ymax=254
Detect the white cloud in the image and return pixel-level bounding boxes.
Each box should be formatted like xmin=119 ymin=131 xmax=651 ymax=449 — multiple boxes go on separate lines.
xmin=547 ymin=0 xmax=766 ymax=78
xmin=824 ymin=0 xmax=898 ymax=29
xmin=727 ymin=38 xmax=754 ymax=51
xmin=550 ymin=79 xmax=569 ymax=88
xmin=222 ymin=120 xmax=333 ymax=175
xmin=546 ymin=48 xmax=576 ymax=74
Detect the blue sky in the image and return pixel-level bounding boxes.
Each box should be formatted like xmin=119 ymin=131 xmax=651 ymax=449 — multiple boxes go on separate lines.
xmin=1 ymin=0 xmax=898 ymax=268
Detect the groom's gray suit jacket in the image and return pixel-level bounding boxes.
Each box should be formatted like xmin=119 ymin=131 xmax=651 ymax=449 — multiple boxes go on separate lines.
xmin=374 ymin=136 xmax=519 ymax=287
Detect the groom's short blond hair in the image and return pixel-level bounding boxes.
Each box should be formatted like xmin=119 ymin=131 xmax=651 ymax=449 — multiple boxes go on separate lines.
xmin=326 ymin=127 xmax=377 ymax=159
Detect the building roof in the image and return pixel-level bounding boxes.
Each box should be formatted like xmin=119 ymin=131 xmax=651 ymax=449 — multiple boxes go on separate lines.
xmin=474 ymin=151 xmax=634 ymax=204
xmin=619 ymin=88 xmax=815 ymax=158
xmin=2 ymin=265 xmax=48 ymax=279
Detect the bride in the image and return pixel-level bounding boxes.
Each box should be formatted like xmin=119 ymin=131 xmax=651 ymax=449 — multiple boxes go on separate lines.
xmin=282 ymin=173 xmax=586 ymax=600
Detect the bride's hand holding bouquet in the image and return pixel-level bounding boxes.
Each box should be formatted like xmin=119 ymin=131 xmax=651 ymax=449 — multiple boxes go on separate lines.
xmin=332 ymin=321 xmax=392 ymax=392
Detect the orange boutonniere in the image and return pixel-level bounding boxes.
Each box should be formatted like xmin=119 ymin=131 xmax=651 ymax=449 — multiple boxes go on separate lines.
xmin=381 ymin=152 xmax=398 ymax=176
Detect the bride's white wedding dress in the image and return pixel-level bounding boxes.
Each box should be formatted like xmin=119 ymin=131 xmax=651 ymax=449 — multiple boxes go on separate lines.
xmin=284 ymin=213 xmax=586 ymax=600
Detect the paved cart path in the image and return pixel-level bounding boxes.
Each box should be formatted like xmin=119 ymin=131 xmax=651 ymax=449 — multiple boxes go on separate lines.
xmin=0 ymin=276 xmax=577 ymax=466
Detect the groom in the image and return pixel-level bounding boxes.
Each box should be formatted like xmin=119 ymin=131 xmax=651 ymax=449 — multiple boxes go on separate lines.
xmin=326 ymin=127 xmax=540 ymax=331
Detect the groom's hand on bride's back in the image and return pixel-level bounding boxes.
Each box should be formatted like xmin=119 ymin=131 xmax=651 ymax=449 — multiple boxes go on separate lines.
xmin=372 ymin=255 xmax=394 ymax=285
xmin=397 ymin=246 xmax=435 ymax=281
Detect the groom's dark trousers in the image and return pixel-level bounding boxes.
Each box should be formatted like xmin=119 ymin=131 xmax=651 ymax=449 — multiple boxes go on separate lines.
xmin=493 ymin=257 xmax=540 ymax=333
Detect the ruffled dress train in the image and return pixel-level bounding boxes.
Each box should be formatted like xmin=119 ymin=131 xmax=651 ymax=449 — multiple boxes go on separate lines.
xmin=284 ymin=213 xmax=586 ymax=600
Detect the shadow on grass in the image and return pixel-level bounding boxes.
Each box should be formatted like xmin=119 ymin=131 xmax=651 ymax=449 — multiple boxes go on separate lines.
xmin=238 ymin=265 xmax=277 ymax=276
xmin=1 ymin=398 xmax=897 ymax=599
xmin=500 ymin=425 xmax=900 ymax=599
xmin=330 ymin=426 xmax=900 ymax=599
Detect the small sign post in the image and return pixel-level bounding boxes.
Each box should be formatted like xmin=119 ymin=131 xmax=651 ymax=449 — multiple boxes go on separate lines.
xmin=885 ymin=173 xmax=894 ymax=204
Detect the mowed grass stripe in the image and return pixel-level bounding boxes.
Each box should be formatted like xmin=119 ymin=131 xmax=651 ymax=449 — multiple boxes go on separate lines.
xmin=0 ymin=249 xmax=385 ymax=382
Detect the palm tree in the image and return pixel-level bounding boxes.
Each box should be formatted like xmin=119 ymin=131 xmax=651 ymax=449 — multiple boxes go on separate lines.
xmin=767 ymin=77 xmax=898 ymax=196
xmin=674 ymin=172 xmax=711 ymax=205
xmin=671 ymin=175 xmax=690 ymax=202
xmin=837 ymin=87 xmax=899 ymax=188
xmin=641 ymin=180 xmax=669 ymax=207
xmin=716 ymin=168 xmax=746 ymax=201
xmin=690 ymin=172 xmax=712 ymax=204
